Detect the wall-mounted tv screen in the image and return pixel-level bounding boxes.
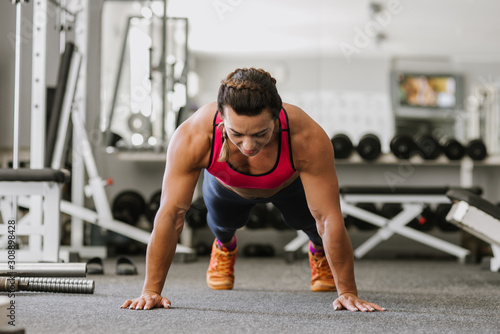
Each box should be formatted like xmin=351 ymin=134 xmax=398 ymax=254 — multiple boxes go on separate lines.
xmin=392 ymin=71 xmax=463 ymax=118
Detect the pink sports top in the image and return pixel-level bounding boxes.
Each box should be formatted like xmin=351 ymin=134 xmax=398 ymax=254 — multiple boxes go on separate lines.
xmin=206 ymin=109 xmax=296 ymax=189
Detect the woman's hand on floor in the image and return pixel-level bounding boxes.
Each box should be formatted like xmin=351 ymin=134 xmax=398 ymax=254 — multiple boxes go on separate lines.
xmin=121 ymin=290 xmax=171 ymax=310
xmin=333 ymin=293 xmax=385 ymax=312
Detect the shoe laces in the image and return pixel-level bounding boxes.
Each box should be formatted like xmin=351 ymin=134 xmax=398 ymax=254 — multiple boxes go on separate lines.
xmin=209 ymin=247 xmax=235 ymax=275
xmin=310 ymin=252 xmax=333 ymax=280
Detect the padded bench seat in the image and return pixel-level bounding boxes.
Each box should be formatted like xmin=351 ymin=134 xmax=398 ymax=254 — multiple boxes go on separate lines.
xmin=446 ymin=189 xmax=500 ymax=221
xmin=0 ymin=168 xmax=68 ymax=262
xmin=445 ymin=189 xmax=500 ymax=272
xmin=0 ymin=168 xmax=69 ymax=183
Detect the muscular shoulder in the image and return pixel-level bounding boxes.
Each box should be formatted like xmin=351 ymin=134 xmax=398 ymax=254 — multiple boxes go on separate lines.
xmin=283 ymin=103 xmax=334 ymax=172
xmin=167 ymin=102 xmax=217 ymax=170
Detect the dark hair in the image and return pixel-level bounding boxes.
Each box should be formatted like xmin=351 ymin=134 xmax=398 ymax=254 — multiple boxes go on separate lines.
xmin=217 ymin=68 xmax=282 ymax=119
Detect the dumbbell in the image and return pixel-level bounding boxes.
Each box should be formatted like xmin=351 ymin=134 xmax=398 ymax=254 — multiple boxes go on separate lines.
xmin=146 ymin=190 xmax=162 ymax=224
xmin=390 ymin=134 xmax=417 ymax=160
xmin=185 ymin=197 xmax=208 ymax=229
xmin=331 ymin=133 xmax=354 ymax=159
xmin=344 ymin=203 xmax=379 ymax=230
xmin=112 ymin=190 xmax=147 ymax=226
xmin=435 ymin=203 xmax=459 ymax=232
xmin=414 ymin=134 xmax=441 ymax=160
xmin=466 ymin=139 xmax=488 ymax=161
xmin=441 ymin=138 xmax=465 ymax=160
xmin=356 ymin=133 xmax=382 ymax=161
xmin=246 ymin=203 xmax=270 ymax=229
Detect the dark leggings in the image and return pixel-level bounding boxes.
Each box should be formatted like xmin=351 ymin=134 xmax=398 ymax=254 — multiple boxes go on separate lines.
xmin=202 ymin=170 xmax=323 ymax=245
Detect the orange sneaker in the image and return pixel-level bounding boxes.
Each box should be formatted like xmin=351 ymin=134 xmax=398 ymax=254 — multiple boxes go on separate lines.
xmin=309 ymin=244 xmax=336 ymax=292
xmin=206 ymin=239 xmax=237 ymax=290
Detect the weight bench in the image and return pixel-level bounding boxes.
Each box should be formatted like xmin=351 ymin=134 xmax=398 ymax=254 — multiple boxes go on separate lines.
xmin=446 ymin=189 xmax=500 ymax=272
xmin=284 ymin=186 xmax=479 ymax=263
xmin=0 ymin=168 xmax=69 ymax=262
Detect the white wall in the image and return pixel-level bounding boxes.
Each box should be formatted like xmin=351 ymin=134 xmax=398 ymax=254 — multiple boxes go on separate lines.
xmin=194 ymin=55 xmax=394 ymax=150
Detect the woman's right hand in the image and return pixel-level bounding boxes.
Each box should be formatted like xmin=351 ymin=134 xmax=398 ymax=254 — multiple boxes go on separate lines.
xmin=121 ymin=290 xmax=171 ymax=310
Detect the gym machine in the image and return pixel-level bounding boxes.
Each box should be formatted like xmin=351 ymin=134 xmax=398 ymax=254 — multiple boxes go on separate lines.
xmin=46 ymin=41 xmax=194 ymax=261
xmin=446 ymin=189 xmax=500 ymax=272
xmin=0 ymin=0 xmax=195 ymax=262
xmin=102 ymin=1 xmax=189 ymax=152
xmin=0 ymin=0 xmax=68 ymax=263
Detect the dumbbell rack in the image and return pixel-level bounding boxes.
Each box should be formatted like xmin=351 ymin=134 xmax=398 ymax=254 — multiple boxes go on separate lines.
xmin=334 ymin=153 xmax=500 ymax=188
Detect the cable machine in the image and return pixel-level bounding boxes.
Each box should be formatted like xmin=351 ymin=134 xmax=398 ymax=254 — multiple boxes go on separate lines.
xmin=0 ymin=0 xmax=195 ymax=262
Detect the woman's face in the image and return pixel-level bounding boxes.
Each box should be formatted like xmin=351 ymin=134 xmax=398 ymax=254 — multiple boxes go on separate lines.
xmin=222 ymin=106 xmax=276 ymax=157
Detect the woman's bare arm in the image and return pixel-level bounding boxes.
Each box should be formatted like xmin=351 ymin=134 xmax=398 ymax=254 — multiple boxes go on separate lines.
xmin=122 ymin=105 xmax=215 ymax=310
xmin=289 ymin=104 xmax=385 ymax=312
